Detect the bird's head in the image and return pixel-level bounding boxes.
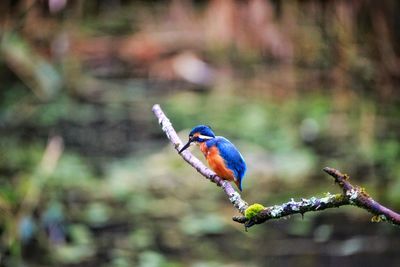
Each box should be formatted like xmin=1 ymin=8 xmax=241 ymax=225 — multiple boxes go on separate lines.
xmin=179 ymin=125 xmax=215 ymax=154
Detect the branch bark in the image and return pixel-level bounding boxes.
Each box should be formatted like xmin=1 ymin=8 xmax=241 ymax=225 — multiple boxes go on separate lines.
xmin=152 ymin=104 xmax=400 ymax=228
xmin=323 ymin=167 xmax=400 ymax=225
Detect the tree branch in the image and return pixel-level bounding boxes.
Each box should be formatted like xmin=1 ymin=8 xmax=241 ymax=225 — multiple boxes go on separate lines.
xmin=323 ymin=167 xmax=400 ymax=225
xmin=152 ymin=104 xmax=400 ymax=228
xmin=232 ymin=193 xmax=350 ymax=228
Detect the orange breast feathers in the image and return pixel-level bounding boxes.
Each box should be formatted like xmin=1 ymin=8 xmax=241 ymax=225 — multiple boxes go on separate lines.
xmin=200 ymin=143 xmax=235 ymax=182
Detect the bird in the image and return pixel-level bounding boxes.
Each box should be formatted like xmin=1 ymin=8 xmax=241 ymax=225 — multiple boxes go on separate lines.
xmin=179 ymin=125 xmax=247 ymax=191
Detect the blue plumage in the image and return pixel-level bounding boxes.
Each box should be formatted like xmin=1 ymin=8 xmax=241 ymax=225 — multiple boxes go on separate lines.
xmin=180 ymin=125 xmax=247 ymax=191
xmin=205 ymin=137 xmax=247 ymax=191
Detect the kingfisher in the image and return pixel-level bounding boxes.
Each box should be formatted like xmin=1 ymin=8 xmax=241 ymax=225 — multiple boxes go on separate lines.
xmin=179 ymin=125 xmax=247 ymax=191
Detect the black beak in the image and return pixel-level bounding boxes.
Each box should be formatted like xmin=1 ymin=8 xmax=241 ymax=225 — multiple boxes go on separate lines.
xmin=179 ymin=139 xmax=192 ymax=154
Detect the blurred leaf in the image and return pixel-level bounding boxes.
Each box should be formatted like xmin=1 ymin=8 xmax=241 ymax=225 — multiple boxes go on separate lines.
xmin=111 ymin=256 xmax=132 ymax=267
xmin=180 ymin=214 xmax=226 ymax=236
xmin=274 ymin=149 xmax=316 ymax=182
xmin=69 ymin=224 xmax=93 ymax=245
xmin=85 ymin=202 xmax=111 ymax=225
xmin=129 ymin=229 xmax=154 ymax=249
xmin=54 ymin=244 xmax=94 ymax=264
xmin=1 ymin=33 xmax=62 ymax=100
xmin=0 ymin=138 xmax=44 ymax=173
xmin=48 ymin=153 xmax=94 ymax=188
xmin=138 ymin=251 xmax=166 ymax=267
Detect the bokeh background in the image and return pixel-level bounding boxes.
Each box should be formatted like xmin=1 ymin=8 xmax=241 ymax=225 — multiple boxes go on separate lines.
xmin=1 ymin=1 xmax=400 ymax=266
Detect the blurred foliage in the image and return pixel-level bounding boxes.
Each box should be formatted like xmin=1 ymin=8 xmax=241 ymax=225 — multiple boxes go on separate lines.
xmin=0 ymin=0 xmax=400 ymax=266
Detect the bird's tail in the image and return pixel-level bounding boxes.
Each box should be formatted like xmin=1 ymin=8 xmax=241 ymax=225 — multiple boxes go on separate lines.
xmin=234 ymin=180 xmax=242 ymax=192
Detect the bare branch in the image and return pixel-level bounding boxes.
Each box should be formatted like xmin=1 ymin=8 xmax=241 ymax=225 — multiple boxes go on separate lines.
xmin=323 ymin=167 xmax=400 ymax=226
xmin=152 ymin=104 xmax=400 ymax=228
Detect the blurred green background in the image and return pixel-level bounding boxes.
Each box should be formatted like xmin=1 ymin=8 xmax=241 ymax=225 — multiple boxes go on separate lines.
xmin=1 ymin=1 xmax=400 ymax=266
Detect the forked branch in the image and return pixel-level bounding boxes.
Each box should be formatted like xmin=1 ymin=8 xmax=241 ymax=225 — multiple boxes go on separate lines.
xmin=152 ymin=104 xmax=400 ymax=229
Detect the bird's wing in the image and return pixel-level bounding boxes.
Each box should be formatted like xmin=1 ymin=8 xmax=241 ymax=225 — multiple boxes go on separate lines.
xmin=215 ymin=137 xmax=247 ymax=180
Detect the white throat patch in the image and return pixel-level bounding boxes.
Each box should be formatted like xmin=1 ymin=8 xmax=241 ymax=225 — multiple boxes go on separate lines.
xmin=197 ymin=134 xmax=213 ymax=140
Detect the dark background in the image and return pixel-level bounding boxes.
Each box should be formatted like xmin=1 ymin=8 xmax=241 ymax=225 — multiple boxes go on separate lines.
xmin=1 ymin=1 xmax=400 ymax=266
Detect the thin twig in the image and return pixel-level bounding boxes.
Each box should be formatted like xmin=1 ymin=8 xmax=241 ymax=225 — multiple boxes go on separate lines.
xmin=152 ymin=104 xmax=400 ymax=228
